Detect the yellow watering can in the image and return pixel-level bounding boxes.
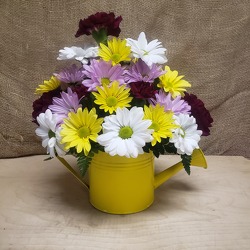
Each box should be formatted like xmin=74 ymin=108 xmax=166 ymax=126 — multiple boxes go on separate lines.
xmin=57 ymin=148 xmax=207 ymax=214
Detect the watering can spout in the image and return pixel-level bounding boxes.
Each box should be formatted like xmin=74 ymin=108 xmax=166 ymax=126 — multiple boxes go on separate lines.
xmin=154 ymin=149 xmax=207 ymax=189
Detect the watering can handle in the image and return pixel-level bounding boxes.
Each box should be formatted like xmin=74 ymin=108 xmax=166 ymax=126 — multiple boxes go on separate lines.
xmin=57 ymin=156 xmax=89 ymax=190
xmin=154 ymin=149 xmax=208 ymax=189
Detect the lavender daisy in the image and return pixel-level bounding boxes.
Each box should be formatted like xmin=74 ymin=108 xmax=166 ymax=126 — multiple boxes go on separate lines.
xmin=49 ymin=88 xmax=82 ymax=123
xmin=124 ymin=59 xmax=164 ymax=83
xmin=54 ymin=64 xmax=85 ymax=84
xmin=151 ymin=90 xmax=191 ymax=115
xmin=82 ymin=59 xmax=125 ymax=91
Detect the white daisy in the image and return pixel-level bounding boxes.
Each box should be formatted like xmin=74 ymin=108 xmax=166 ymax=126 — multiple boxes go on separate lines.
xmin=35 ymin=109 xmax=67 ymax=157
xmin=97 ymin=107 xmax=153 ymax=158
xmin=126 ymin=32 xmax=167 ymax=67
xmin=170 ymin=114 xmax=202 ymax=155
xmin=57 ymin=46 xmax=98 ymax=64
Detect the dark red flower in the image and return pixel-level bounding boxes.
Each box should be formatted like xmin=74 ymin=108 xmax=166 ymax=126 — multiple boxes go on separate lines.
xmin=184 ymin=93 xmax=213 ymax=136
xmin=32 ymin=88 xmax=61 ymax=125
xmin=75 ymin=12 xmax=122 ymax=38
xmin=130 ymin=81 xmax=157 ymax=100
xmin=71 ymin=84 xmax=89 ymax=100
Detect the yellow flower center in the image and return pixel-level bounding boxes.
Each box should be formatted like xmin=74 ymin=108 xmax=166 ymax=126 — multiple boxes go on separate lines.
xmin=119 ymin=126 xmax=133 ymax=139
xmin=111 ymin=53 xmax=121 ymax=63
xmin=180 ymin=127 xmax=186 ymax=138
xmin=106 ymin=96 xmax=118 ymax=107
xmin=78 ymin=126 xmax=90 ymax=138
xmin=150 ymin=122 xmax=160 ymax=132
xmin=101 ymin=77 xmax=110 ymax=85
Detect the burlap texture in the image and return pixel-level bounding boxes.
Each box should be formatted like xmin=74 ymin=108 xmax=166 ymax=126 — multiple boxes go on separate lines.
xmin=0 ymin=0 xmax=249 ymax=158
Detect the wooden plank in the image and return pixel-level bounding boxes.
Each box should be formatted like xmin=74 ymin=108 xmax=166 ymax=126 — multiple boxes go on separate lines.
xmin=0 ymin=155 xmax=250 ymax=249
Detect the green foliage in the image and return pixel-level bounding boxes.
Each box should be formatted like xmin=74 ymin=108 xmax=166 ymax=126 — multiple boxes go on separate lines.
xmin=77 ymin=154 xmax=92 ymax=177
xmin=181 ymin=154 xmax=192 ymax=175
xmin=76 ymin=142 xmax=104 ymax=176
xmin=143 ymin=139 xmax=177 ymax=158
xmin=144 ymin=140 xmax=192 ymax=175
xmin=44 ymin=157 xmax=53 ymax=161
xmin=164 ymin=142 xmax=177 ymax=154
xmin=130 ymin=98 xmax=146 ymax=108
xmin=92 ymin=28 xmax=108 ymax=45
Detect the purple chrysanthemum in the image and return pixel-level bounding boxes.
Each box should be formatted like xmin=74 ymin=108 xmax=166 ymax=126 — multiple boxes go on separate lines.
xmin=49 ymin=88 xmax=82 ymax=123
xmin=150 ymin=90 xmax=191 ymax=115
xmin=124 ymin=59 xmax=164 ymax=83
xmin=184 ymin=93 xmax=213 ymax=136
xmin=54 ymin=64 xmax=85 ymax=84
xmin=82 ymin=59 xmax=125 ymax=91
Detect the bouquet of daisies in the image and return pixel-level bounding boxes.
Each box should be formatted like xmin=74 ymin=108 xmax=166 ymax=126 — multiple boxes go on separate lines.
xmin=33 ymin=12 xmax=213 ymax=175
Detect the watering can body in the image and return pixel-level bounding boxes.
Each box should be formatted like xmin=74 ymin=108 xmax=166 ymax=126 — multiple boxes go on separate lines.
xmin=89 ymin=151 xmax=155 ymax=214
xmin=88 ymin=149 xmax=207 ymax=214
xmin=57 ymin=149 xmax=207 ymax=214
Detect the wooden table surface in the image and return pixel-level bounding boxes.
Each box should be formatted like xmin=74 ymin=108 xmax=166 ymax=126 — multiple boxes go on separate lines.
xmin=0 ymin=155 xmax=250 ymax=250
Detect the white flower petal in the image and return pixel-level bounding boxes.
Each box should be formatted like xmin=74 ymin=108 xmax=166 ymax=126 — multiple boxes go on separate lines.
xmin=57 ymin=46 xmax=98 ymax=63
xmin=48 ymin=146 xmax=55 ymax=158
xmin=42 ymin=138 xmax=49 ymax=148
xmin=35 ymin=109 xmax=67 ymax=157
xmin=97 ymin=132 xmax=119 ymax=145
xmin=48 ymin=137 xmax=56 ymax=148
xmin=98 ymin=107 xmax=153 ymax=158
xmin=35 ymin=127 xmax=48 ymax=138
xmin=126 ymin=32 xmax=167 ymax=66
xmin=170 ymin=114 xmax=201 ymax=155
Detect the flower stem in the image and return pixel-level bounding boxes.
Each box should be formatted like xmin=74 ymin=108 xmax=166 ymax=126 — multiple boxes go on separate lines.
xmin=56 ymin=156 xmax=89 ymax=190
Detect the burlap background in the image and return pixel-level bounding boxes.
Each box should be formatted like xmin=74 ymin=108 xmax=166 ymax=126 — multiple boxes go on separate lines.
xmin=0 ymin=0 xmax=249 ymax=158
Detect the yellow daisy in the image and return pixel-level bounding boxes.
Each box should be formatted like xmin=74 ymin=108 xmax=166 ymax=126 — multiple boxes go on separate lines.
xmin=158 ymin=66 xmax=191 ymax=98
xmin=60 ymin=108 xmax=103 ymax=155
xmin=92 ymin=81 xmax=133 ymax=114
xmin=144 ymin=104 xmax=178 ymax=146
xmin=98 ymin=37 xmax=131 ymax=65
xmin=35 ymin=76 xmax=61 ymax=95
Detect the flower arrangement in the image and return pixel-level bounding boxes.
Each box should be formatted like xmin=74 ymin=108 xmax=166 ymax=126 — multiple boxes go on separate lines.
xmin=33 ymin=12 xmax=213 ymax=175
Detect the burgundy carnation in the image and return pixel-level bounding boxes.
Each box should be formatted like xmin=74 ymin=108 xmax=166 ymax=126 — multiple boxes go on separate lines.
xmin=75 ymin=12 xmax=122 ymax=38
xmin=130 ymin=81 xmax=157 ymax=100
xmin=71 ymin=84 xmax=89 ymax=100
xmin=184 ymin=93 xmax=213 ymax=136
xmin=32 ymin=88 xmax=61 ymax=125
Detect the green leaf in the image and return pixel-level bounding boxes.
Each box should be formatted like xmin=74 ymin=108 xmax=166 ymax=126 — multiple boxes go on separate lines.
xmin=143 ymin=143 xmax=150 ymax=153
xmin=152 ymin=149 xmax=160 ymax=158
xmin=181 ymin=154 xmax=192 ymax=175
xmin=130 ymin=98 xmax=146 ymax=108
xmin=77 ymin=155 xmax=92 ymax=177
xmin=44 ymin=157 xmax=53 ymax=161
xmin=92 ymin=28 xmax=108 ymax=45
xmin=154 ymin=77 xmax=160 ymax=85
xmin=164 ymin=142 xmax=177 ymax=154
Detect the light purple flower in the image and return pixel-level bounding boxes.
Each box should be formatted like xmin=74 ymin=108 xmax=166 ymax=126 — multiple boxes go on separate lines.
xmin=82 ymin=59 xmax=125 ymax=91
xmin=49 ymin=88 xmax=82 ymax=123
xmin=150 ymin=90 xmax=191 ymax=115
xmin=54 ymin=64 xmax=85 ymax=84
xmin=124 ymin=59 xmax=164 ymax=83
